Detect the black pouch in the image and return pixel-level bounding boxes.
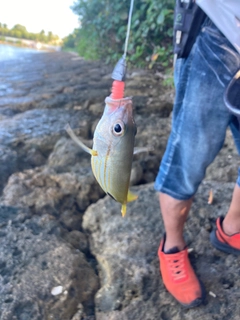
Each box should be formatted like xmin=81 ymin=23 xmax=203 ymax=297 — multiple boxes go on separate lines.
xmin=173 ymin=0 xmax=206 ymax=59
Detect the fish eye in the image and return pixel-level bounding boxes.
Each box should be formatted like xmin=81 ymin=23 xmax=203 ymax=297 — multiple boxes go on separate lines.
xmin=112 ymin=120 xmax=125 ymax=136
xmin=114 ymin=124 xmax=122 ymax=133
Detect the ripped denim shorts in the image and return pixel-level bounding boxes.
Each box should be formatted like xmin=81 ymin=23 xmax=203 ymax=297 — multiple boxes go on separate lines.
xmin=154 ymin=18 xmax=240 ymax=200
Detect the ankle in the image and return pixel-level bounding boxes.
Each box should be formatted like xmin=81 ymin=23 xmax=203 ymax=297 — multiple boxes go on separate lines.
xmin=164 ymin=235 xmax=186 ymax=252
xmin=222 ymin=217 xmax=240 ymax=236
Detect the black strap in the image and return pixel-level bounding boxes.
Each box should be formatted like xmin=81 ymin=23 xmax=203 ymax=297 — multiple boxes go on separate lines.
xmin=173 ymin=0 xmax=206 ymax=58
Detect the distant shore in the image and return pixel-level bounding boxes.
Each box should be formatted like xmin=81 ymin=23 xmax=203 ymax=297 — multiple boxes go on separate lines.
xmin=0 ymin=36 xmax=61 ymax=52
xmin=0 ymin=41 xmax=44 ymax=51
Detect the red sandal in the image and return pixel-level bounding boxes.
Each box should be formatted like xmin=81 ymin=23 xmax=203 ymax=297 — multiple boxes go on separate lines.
xmin=210 ymin=217 xmax=240 ymax=254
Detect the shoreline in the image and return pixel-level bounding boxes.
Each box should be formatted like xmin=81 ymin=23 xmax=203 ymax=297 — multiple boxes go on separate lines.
xmin=0 ymin=39 xmax=61 ymax=52
xmin=0 ymin=41 xmax=46 ymax=51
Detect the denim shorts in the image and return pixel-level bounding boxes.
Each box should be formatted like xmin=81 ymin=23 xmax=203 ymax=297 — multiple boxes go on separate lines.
xmin=154 ymin=18 xmax=240 ymax=200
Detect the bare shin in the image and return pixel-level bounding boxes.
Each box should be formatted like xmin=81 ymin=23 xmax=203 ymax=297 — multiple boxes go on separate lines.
xmin=223 ymin=184 xmax=240 ymax=235
xmin=159 ymin=192 xmax=193 ymax=252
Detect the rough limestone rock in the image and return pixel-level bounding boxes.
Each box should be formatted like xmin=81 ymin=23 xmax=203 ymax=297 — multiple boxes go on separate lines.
xmin=0 ymin=52 xmax=112 ymax=114
xmin=0 ymin=205 xmax=99 ymax=320
xmin=0 ymin=108 xmax=94 ymax=190
xmin=0 ymin=50 xmax=239 ymax=319
xmin=83 ymin=181 xmax=240 ymax=320
xmin=2 ymin=165 xmax=104 ymax=230
xmin=0 ymin=146 xmax=18 ymax=193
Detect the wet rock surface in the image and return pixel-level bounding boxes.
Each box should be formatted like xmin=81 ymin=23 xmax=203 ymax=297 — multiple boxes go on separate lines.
xmin=0 ymin=50 xmax=239 ymax=319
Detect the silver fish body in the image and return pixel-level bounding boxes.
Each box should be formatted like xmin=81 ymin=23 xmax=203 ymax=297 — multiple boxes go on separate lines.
xmin=91 ymin=96 xmax=137 ymax=212
xmin=65 ymin=96 xmax=138 ymax=216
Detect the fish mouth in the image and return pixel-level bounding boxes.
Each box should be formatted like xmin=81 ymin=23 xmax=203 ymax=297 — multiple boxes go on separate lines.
xmin=104 ymin=96 xmax=134 ymax=123
xmin=105 ymin=96 xmax=133 ymax=113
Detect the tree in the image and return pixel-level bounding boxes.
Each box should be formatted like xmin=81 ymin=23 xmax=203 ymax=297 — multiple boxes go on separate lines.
xmin=47 ymin=31 xmax=53 ymax=42
xmin=0 ymin=21 xmax=60 ymax=44
xmin=12 ymin=24 xmax=28 ymax=38
xmin=70 ymin=0 xmax=174 ymax=67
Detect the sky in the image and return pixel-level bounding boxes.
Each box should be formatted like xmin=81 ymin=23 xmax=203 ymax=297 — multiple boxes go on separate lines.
xmin=0 ymin=0 xmax=80 ymax=39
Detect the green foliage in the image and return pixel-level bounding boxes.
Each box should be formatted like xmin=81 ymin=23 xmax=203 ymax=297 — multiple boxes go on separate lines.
xmin=76 ymin=28 xmax=100 ymax=60
xmin=66 ymin=0 xmax=174 ymax=67
xmin=162 ymin=68 xmax=174 ymax=88
xmin=63 ymin=27 xmax=100 ymax=60
xmin=0 ymin=23 xmax=60 ymax=44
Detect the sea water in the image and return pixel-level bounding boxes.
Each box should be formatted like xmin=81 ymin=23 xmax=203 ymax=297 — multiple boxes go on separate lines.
xmin=0 ymin=44 xmax=41 ymax=61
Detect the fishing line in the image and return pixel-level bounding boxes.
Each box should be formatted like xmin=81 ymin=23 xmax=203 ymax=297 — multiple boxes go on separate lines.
xmin=111 ymin=0 xmax=135 ymax=99
xmin=123 ymin=0 xmax=135 ymax=58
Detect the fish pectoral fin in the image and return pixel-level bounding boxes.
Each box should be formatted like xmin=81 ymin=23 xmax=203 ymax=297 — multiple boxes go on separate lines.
xmin=91 ymin=150 xmax=98 ymax=156
xmin=65 ymin=123 xmax=98 ymax=156
xmin=127 ymin=190 xmax=138 ymax=202
xmin=121 ymin=204 xmax=127 ymax=217
xmin=133 ymin=146 xmax=154 ymax=155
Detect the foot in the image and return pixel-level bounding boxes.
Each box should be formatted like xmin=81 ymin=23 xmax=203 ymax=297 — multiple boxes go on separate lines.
xmin=158 ymin=237 xmax=204 ymax=308
xmin=210 ymin=217 xmax=240 ymax=254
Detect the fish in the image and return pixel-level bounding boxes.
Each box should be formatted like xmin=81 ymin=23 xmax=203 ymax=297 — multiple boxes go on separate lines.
xmin=66 ymin=96 xmax=145 ymax=217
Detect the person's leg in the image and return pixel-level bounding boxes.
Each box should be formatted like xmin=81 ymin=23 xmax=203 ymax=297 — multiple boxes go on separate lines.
xmin=222 ymin=118 xmax=240 ymax=235
xmin=160 ymin=183 xmax=240 ymax=252
xmin=155 ymin=19 xmax=240 ymax=307
xmin=159 ymin=193 xmax=192 ymax=251
xmin=210 ymin=119 xmax=240 ymax=252
xmin=210 ymin=182 xmax=240 ymax=254
xmin=210 ymin=117 xmax=240 ymax=253
xmin=155 ymin=24 xmax=238 ymax=246
xmin=223 ymin=184 xmax=240 ymax=235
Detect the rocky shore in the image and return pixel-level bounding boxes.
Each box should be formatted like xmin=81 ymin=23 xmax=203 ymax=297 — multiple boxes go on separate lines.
xmin=0 ymin=51 xmax=239 ymax=320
